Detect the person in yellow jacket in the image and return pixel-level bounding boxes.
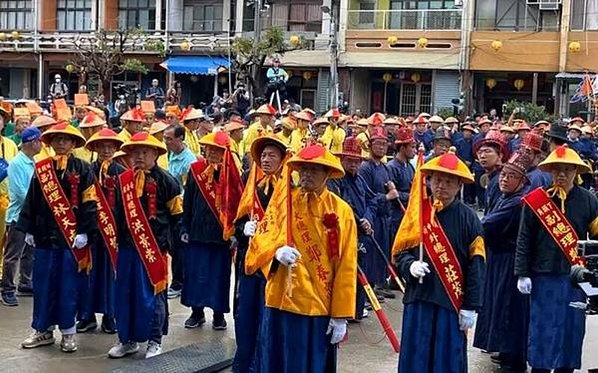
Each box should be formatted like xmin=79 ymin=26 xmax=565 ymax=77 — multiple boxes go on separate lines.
xmin=32 ymin=115 xmax=57 ymax=162
xmin=289 ymin=111 xmax=312 ymax=153
xmin=149 ymin=120 xmax=170 ymax=170
xmin=241 ymin=104 xmax=276 ymax=157
xmin=180 ymin=108 xmax=203 ymax=156
xmin=320 ymin=108 xmax=346 ymax=154
xmin=275 ymin=117 xmax=295 ymax=145
xmin=0 ymin=114 xmax=19 ymax=277
xmin=245 ymin=144 xmax=357 ymax=372
xmin=117 ymin=108 xmax=145 ymax=142
xmin=223 ymin=119 xmax=245 ymax=170
xmin=73 ymin=112 xmax=104 ymax=163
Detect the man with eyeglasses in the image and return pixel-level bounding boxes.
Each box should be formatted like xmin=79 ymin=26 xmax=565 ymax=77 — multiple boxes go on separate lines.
xmin=474 ymin=151 xmax=533 ymax=372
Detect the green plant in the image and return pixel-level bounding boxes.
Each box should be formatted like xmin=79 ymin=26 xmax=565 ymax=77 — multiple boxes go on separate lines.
xmin=503 ymin=100 xmax=553 ymax=124
xmin=435 ymin=107 xmax=454 ymax=119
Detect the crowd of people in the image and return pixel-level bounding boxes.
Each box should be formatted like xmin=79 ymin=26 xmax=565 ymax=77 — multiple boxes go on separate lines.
xmin=0 ymin=92 xmax=597 ymax=373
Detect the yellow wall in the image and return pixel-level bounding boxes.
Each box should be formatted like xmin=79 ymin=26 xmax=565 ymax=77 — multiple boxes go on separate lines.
xmin=565 ymin=32 xmax=598 ymax=72
xmin=469 ymin=32 xmax=561 ymax=72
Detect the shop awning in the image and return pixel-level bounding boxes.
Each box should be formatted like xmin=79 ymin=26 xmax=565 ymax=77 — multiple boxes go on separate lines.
xmin=160 ymin=56 xmax=230 ymax=75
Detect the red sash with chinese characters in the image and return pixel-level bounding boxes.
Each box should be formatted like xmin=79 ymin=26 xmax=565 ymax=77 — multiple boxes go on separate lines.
xmin=95 ymin=180 xmax=118 ymax=270
xmin=522 ymin=187 xmax=583 ymax=266
xmin=190 ymin=159 xmax=221 ymax=224
xmin=252 ymin=188 xmax=265 ymax=221
xmin=119 ymin=169 xmax=167 ymax=294
xmin=34 ymin=158 xmax=91 ymax=272
xmin=421 ymin=198 xmax=464 ymax=312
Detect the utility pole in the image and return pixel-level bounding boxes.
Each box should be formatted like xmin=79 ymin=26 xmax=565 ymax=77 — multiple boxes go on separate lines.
xmin=251 ymin=0 xmax=263 ymax=102
xmin=329 ymin=0 xmax=339 ymax=109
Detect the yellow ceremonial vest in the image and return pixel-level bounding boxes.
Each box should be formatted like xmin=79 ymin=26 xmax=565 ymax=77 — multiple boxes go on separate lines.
xmin=242 ymin=121 xmax=273 ymax=155
xmin=34 ymin=143 xmax=56 ymax=162
xmin=73 ymin=147 xmax=97 ymax=163
xmin=321 ymin=125 xmax=346 ymax=154
xmin=290 ymin=128 xmax=309 ymax=153
xmin=117 ymin=128 xmax=133 ymax=142
xmin=249 ymin=187 xmax=358 ymax=318
xmin=184 ymin=128 xmax=201 ymax=156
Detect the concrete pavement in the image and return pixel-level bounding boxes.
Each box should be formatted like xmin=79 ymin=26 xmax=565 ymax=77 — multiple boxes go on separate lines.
xmin=0 ymin=292 xmax=597 ymax=372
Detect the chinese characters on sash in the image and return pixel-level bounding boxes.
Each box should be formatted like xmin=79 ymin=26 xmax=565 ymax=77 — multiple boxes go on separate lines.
xmin=119 ymin=169 xmax=167 ymax=294
xmin=522 ymin=187 xmax=584 ymax=266
xmin=35 ymin=158 xmax=92 ymax=272
xmin=421 ymin=198 xmax=464 ymax=312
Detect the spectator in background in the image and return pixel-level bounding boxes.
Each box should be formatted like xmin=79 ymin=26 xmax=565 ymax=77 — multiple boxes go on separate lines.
xmin=232 ymin=83 xmax=250 ymax=117
xmin=145 ymin=79 xmax=165 ymax=110
xmin=166 ymin=81 xmax=181 ymax=107
xmin=0 ymin=127 xmax=41 ymax=306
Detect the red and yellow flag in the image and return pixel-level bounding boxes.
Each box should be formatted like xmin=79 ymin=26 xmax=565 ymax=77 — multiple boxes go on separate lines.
xmin=219 ymin=147 xmax=244 ymax=240
xmin=391 ymin=149 xmax=426 ymax=257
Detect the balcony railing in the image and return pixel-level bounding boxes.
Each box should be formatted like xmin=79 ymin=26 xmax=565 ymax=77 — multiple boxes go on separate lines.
xmin=347 ymin=9 xmax=462 ymax=31
xmin=0 ymin=30 xmax=232 ymax=53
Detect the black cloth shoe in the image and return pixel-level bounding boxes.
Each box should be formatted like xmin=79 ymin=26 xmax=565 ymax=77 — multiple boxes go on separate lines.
xmin=184 ymin=311 xmax=206 ymax=329
xmin=101 ymin=316 xmax=117 ymax=334
xmin=17 ymin=286 xmax=33 ymax=297
xmin=212 ymin=313 xmax=227 ymax=330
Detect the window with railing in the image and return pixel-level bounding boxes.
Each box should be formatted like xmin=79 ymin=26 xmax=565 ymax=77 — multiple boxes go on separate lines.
xmin=348 ymin=0 xmax=462 ymax=30
xmin=0 ymin=0 xmax=33 ymax=30
xmin=57 ymin=0 xmax=93 ymax=31
xmin=183 ymin=1 xmax=223 ymax=31
xmin=571 ymin=0 xmax=598 ymax=30
xmin=267 ymin=0 xmax=323 ymax=32
xmin=119 ymin=0 xmax=157 ymax=30
xmin=475 ymin=0 xmax=560 ymax=31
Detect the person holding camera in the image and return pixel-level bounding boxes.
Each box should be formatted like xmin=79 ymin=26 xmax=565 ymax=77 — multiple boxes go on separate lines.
xmin=232 ymin=84 xmax=250 ymax=118
xmin=515 ymin=145 xmax=598 ymax=373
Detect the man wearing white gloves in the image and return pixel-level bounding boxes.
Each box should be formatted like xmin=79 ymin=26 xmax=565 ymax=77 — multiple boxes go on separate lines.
xmin=231 ymin=134 xmax=288 ymax=373
xmin=245 ymin=144 xmax=358 ymax=372
xmin=16 ymin=123 xmax=97 ymax=353
xmin=393 ymin=148 xmax=486 ymax=373
xmin=515 ymin=145 xmax=598 ymax=373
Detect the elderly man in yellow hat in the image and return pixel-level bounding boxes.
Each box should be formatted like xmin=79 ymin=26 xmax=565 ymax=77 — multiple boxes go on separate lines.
xmin=148 ymin=120 xmax=170 ymax=170
xmin=242 ymin=104 xmax=276 ymax=157
xmin=118 ymin=108 xmax=145 ymax=142
xmin=75 ymin=128 xmax=125 ymax=335
xmin=245 ymin=144 xmax=357 ymax=372
xmin=73 ymin=112 xmax=105 ymax=163
xmin=232 ymin=134 xmax=289 ymax=372
xmin=289 ymin=110 xmax=312 ymax=153
xmin=393 ymin=149 xmax=486 ymax=373
xmin=17 ymin=122 xmax=97 ymax=353
xmin=32 ymin=115 xmax=57 ymax=161
xmin=108 ymin=132 xmax=182 ymax=359
xmin=276 ymin=116 xmax=295 ymax=145
xmin=180 ymin=108 xmax=204 ymax=156
xmin=223 ymin=118 xmax=246 ymax=170
xmin=515 ymin=145 xmax=598 ymax=373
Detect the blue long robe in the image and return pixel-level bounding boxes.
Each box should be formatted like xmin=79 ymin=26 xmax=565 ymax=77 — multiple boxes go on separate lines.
xmin=396 ymin=199 xmax=485 ymax=373
xmin=328 ymin=173 xmax=378 ymax=318
xmin=358 ymin=160 xmax=392 ymax=286
xmin=387 ymin=158 xmax=415 ymax=234
xmin=473 ymin=190 xmax=528 ymax=368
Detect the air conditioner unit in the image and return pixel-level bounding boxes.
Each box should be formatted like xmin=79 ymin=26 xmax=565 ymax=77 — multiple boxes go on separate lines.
xmin=538 ymin=0 xmax=561 ymax=10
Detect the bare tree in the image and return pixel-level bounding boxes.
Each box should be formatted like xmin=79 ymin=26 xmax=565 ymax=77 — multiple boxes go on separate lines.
xmin=69 ymin=28 xmax=156 ymax=99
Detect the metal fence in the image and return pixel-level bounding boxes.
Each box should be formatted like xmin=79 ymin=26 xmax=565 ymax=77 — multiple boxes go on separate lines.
xmin=347 ymin=9 xmax=462 ymax=31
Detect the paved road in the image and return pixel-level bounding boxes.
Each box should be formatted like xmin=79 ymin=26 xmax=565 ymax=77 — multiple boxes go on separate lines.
xmin=0 ymin=292 xmax=597 ymax=372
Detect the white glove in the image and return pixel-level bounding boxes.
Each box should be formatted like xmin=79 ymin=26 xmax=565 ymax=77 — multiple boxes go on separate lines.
xmin=409 ymin=260 xmax=430 ymax=279
xmin=243 ymin=220 xmax=257 ymax=237
xmin=275 ymin=246 xmax=301 ymax=267
xmin=25 ymin=233 xmax=35 ymax=247
xmin=459 ymin=309 xmax=476 ymax=331
xmin=73 ymin=234 xmax=88 ymax=249
xmin=181 ymin=233 xmax=189 ymax=244
xmin=326 ymin=318 xmax=347 ymax=344
xmin=517 ymin=277 xmax=532 ymax=294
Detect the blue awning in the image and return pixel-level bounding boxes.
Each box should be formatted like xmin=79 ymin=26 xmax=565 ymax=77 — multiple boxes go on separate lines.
xmin=160 ymin=56 xmax=230 ymax=75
